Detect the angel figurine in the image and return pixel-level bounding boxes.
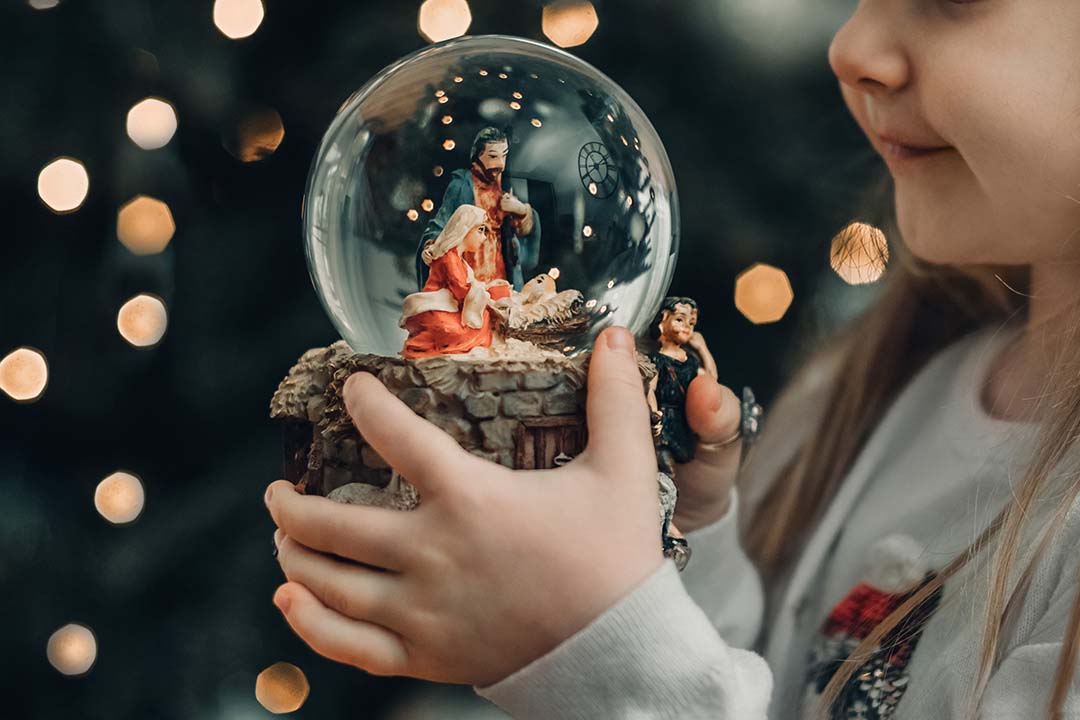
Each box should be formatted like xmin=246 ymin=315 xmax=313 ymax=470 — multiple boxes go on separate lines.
xmin=399 ymin=204 xmax=511 ymax=358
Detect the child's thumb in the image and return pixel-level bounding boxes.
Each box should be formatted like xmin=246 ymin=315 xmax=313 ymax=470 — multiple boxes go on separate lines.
xmin=584 ymin=327 xmax=656 ymax=476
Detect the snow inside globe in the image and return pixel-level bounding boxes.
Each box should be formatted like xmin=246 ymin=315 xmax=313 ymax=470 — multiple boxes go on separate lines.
xmin=303 ymin=35 xmax=679 ymax=359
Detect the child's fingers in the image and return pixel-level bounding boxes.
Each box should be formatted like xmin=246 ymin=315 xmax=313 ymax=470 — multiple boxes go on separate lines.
xmin=685 ymin=375 xmax=741 ymax=445
xmin=342 ymin=372 xmax=476 ymax=495
xmin=275 ymin=531 xmax=404 ymax=631
xmin=273 ymin=582 xmax=408 ymax=677
xmin=266 ymin=480 xmax=414 ymax=571
xmin=584 ymin=327 xmax=656 ymax=478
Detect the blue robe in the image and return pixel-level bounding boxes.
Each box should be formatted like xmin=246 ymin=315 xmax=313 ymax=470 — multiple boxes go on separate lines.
xmin=415 ymin=168 xmax=541 ymax=291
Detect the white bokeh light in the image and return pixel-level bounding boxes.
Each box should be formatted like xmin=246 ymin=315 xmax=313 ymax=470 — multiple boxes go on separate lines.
xmin=117 ymin=294 xmax=168 ymax=348
xmin=213 ymin=0 xmax=265 ymax=39
xmin=95 ymin=471 xmax=146 ymax=525
xmin=47 ymin=624 xmax=97 ymax=676
xmin=126 ymin=97 xmax=178 ymax=150
xmin=37 ymin=157 xmax=89 ymax=213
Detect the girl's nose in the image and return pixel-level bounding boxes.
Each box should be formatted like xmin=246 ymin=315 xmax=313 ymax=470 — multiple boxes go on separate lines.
xmin=828 ymin=1 xmax=911 ymax=95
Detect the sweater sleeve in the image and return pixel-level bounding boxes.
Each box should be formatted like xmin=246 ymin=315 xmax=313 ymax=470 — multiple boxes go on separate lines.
xmin=474 ymin=561 xmax=773 ymax=719
xmin=677 ymin=487 xmax=765 ymax=650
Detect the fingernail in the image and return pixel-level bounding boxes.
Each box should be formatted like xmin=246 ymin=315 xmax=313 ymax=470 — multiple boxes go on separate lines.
xmin=605 ymin=327 xmax=635 ymax=357
xmin=274 ymin=588 xmax=291 ymax=614
xmin=264 ymin=485 xmax=274 ymax=508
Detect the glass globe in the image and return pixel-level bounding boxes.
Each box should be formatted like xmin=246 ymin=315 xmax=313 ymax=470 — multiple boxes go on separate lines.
xmin=303 ymin=35 xmax=679 ymax=357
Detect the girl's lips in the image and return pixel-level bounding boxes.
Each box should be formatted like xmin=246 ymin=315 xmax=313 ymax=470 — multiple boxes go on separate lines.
xmin=876 ymin=134 xmax=952 ymax=161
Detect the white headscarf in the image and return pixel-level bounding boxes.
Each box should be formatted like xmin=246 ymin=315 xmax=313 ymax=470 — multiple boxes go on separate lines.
xmin=421 ymin=204 xmax=487 ymax=265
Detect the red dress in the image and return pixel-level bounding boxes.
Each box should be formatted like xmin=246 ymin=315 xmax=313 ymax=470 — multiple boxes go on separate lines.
xmin=401 ymin=251 xmax=510 ymax=359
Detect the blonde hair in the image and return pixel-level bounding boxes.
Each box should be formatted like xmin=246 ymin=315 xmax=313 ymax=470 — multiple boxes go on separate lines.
xmin=422 ymin=204 xmax=487 ymax=264
xmin=742 ymin=214 xmax=1080 ymax=718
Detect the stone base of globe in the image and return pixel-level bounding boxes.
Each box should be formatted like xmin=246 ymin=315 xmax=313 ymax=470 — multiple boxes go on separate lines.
xmin=269 ymin=340 xmax=653 ymax=495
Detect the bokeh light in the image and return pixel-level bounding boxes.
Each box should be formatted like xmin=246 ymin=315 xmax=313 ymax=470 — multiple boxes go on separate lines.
xmin=417 ymin=0 xmax=472 ymax=43
xmin=224 ymin=107 xmax=285 ymax=162
xmin=94 ymin=471 xmax=145 ymax=525
xmin=117 ymin=294 xmax=168 ymax=348
xmin=542 ymin=1 xmax=599 ymax=48
xmin=126 ymin=97 xmax=178 ymax=150
xmin=213 ymin=0 xmax=265 ymax=39
xmin=830 ymin=221 xmax=889 ymax=285
xmin=37 ymin=157 xmax=89 ymax=213
xmin=734 ymin=263 xmax=794 ymax=324
xmin=255 ymin=662 xmax=310 ymax=714
xmin=28 ymin=0 xmax=60 ymax=9
xmin=47 ymin=624 xmax=97 ymax=676
xmin=0 ymin=347 xmax=49 ymax=402
xmin=116 ymin=196 xmax=175 ymax=255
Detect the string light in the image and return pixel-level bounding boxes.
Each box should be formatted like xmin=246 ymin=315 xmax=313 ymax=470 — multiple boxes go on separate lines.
xmin=0 ymin=347 xmax=48 ymax=402
xmin=434 ymin=90 xmax=446 ymax=98
xmin=509 ymin=101 xmax=521 ymax=111
xmin=453 ymin=76 xmax=464 ymax=83
xmin=441 ymin=115 xmax=453 ymax=125
xmin=512 ymin=91 xmax=523 ymax=99
xmin=478 ymin=69 xmax=489 ymax=76
xmin=116 ymin=196 xmax=175 ymax=255
xmin=37 ymin=157 xmax=89 ymax=213
xmin=117 ymin=294 xmax=168 ymax=348
xmin=542 ymin=1 xmax=599 ymax=48
xmin=29 ymin=0 xmax=60 ymax=9
xmin=734 ymin=263 xmax=794 ymax=324
xmin=443 ymin=139 xmax=456 ymax=150
xmin=498 ymin=72 xmax=508 ymax=79
xmin=226 ymin=107 xmax=284 ymax=162
xmin=588 ymin=182 xmax=598 ymax=195
xmin=548 ymin=267 xmax=561 ymax=279
xmin=47 ymin=624 xmax=97 ymax=676
xmin=437 ymin=96 xmax=449 ymax=104
xmin=417 ymin=0 xmax=471 ymax=43
xmin=433 ymin=165 xmax=444 ymax=177
xmin=830 ymin=221 xmax=889 ymax=285
xmin=582 ymin=225 xmax=593 ymax=237
xmin=126 ymin=97 xmax=177 ymax=150
xmin=421 ymin=198 xmax=434 ymax=212
xmin=255 ymin=662 xmax=310 ymax=714
xmin=530 ymin=118 xmax=542 ymax=127
xmin=213 ymin=0 xmax=265 ymax=39
xmin=406 ymin=209 xmax=419 ymax=221
xmin=95 ymin=471 xmax=145 ymax=525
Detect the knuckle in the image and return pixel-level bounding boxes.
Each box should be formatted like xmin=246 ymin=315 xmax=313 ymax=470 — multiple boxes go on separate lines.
xmin=320 ymin=579 xmax=358 ymax=618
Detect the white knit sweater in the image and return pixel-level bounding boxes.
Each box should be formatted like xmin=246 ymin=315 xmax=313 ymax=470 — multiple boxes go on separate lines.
xmin=477 ymin=323 xmax=1080 ymax=718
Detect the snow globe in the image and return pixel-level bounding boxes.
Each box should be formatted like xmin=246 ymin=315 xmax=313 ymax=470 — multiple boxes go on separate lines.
xmin=271 ymin=35 xmax=687 ymax=566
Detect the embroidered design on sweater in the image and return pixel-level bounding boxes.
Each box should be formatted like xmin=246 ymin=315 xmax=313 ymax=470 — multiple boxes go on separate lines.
xmin=805 ymin=534 xmax=944 ymax=720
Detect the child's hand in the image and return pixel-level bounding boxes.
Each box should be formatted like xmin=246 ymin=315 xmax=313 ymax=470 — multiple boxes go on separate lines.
xmin=264 ymin=327 xmax=665 ymax=687
xmin=672 ymin=376 xmax=744 ymax=531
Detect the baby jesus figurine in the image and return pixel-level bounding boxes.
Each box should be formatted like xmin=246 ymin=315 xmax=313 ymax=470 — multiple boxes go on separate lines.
xmin=400 ymin=204 xmax=511 ymax=358
xmin=646 ymin=296 xmax=718 ymax=478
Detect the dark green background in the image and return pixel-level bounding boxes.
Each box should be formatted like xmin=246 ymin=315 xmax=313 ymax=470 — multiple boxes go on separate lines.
xmin=1 ymin=1 xmax=883 ymax=717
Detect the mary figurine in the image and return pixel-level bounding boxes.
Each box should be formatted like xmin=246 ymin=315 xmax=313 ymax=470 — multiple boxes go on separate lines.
xmin=399 ymin=204 xmax=511 ymax=358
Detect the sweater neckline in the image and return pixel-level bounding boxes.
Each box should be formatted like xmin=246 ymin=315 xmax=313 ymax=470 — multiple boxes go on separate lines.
xmin=943 ymin=320 xmax=1035 ymax=464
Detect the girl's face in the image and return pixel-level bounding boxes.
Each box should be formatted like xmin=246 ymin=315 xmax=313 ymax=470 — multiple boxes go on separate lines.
xmin=829 ymin=0 xmax=1080 ymax=267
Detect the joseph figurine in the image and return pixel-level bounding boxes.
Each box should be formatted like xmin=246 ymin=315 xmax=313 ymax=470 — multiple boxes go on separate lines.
xmin=415 ymin=127 xmax=541 ymax=291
